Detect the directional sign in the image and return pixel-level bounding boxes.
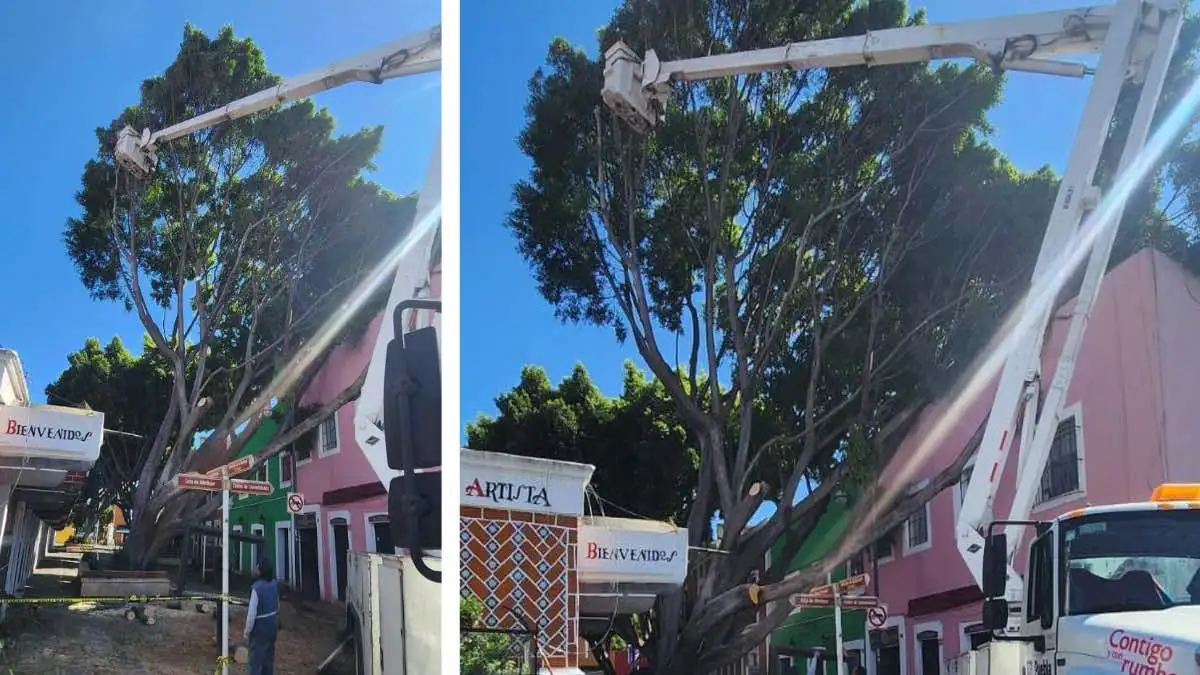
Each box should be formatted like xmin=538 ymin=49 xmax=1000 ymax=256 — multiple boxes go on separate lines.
xmin=809 ymin=573 xmax=870 ymax=596
xmin=229 ymin=479 xmax=272 ymax=496
xmin=838 ymin=595 xmax=882 ymax=609
xmin=790 ymin=593 xmax=882 ymax=610
xmin=867 ymin=605 xmax=889 ymax=628
xmin=286 ymin=493 xmax=305 ymax=514
xmin=177 ymin=473 xmax=222 ymax=491
xmin=791 ymin=594 xmax=836 ymax=608
xmin=206 ymin=455 xmax=254 ymax=479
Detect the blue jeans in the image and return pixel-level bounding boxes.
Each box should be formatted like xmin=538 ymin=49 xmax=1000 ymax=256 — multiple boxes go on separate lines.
xmin=246 ymin=616 xmax=278 ymax=675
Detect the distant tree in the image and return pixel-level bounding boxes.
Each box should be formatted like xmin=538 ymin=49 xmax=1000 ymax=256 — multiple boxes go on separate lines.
xmin=63 ymin=25 xmax=417 ymax=568
xmin=46 ymin=336 xmax=172 ymax=518
xmin=467 ymin=362 xmax=698 ymax=523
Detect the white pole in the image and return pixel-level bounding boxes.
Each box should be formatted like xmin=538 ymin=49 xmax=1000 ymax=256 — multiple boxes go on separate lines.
xmin=221 ymin=468 xmax=230 ymax=675
xmin=864 ymin=612 xmax=872 ymax=675
xmin=832 ymin=572 xmax=845 ymax=675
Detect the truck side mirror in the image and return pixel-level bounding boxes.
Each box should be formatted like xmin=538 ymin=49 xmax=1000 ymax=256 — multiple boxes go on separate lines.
xmin=982 ymin=597 xmax=1009 ymax=631
xmin=981 ymin=532 xmax=1008 ymax=598
xmin=384 ymin=322 xmax=441 ymax=471
xmin=384 ymin=300 xmax=442 ymax=584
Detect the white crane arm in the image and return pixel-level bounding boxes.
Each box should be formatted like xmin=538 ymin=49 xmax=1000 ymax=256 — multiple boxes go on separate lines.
xmin=114 ymin=25 xmax=441 ymax=176
xmin=602 ymin=0 xmax=1184 ymax=635
xmin=603 ymin=6 xmax=1116 ymax=133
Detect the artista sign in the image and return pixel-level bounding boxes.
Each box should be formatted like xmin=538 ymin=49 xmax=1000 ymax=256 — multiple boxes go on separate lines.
xmin=4 ymin=420 xmax=95 ymax=444
xmin=463 ymin=478 xmax=551 ymax=508
xmin=1107 ymin=630 xmax=1177 ymax=675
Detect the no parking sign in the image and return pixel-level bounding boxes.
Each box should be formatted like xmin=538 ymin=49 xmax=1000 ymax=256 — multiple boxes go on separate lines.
xmin=867 ymin=605 xmax=888 ymax=628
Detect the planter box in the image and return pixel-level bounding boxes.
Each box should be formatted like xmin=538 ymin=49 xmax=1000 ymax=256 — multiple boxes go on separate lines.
xmin=80 ymin=570 xmax=172 ymax=597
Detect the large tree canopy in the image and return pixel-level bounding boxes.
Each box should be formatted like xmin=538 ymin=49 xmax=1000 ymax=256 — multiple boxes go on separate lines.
xmin=63 ymin=24 xmax=416 ymax=568
xmin=506 ymin=0 xmax=1200 ymax=671
xmin=467 ymin=362 xmax=698 ymax=523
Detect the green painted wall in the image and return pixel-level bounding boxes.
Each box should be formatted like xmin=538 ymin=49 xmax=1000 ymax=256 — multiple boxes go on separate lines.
xmin=770 ymin=492 xmax=867 ymax=675
xmin=226 ymin=411 xmax=293 ymax=577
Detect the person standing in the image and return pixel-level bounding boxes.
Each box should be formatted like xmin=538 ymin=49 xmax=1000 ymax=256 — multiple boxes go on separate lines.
xmin=244 ymin=557 xmax=280 ymax=675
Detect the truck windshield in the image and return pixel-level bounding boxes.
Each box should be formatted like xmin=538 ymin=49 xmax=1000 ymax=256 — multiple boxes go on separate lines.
xmin=1061 ymin=509 xmax=1200 ymax=616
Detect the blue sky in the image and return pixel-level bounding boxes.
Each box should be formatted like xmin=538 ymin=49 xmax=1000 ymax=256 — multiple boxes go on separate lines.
xmin=3 ymin=0 xmax=439 ymax=402
xmin=459 ymin=0 xmax=1091 ymax=433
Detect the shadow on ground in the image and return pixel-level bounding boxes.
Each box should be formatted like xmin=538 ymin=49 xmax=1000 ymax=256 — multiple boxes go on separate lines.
xmin=0 ymin=553 xmax=353 ymax=674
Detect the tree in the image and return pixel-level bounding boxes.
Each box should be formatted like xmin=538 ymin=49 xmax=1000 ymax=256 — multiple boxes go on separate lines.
xmin=64 ymin=25 xmax=417 ymax=568
xmin=467 ymin=362 xmax=698 ymax=523
xmin=502 ymin=0 xmax=1188 ymax=670
xmin=45 ymin=336 xmax=172 ymax=518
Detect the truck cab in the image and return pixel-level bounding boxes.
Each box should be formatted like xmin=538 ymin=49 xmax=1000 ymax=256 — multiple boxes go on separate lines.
xmin=971 ymin=484 xmax=1200 ymax=674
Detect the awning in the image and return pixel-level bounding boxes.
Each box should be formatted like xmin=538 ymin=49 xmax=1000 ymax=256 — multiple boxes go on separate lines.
xmin=0 ymin=405 xmax=104 ymax=466
xmin=577 ymin=516 xmax=689 ymax=618
xmin=578 ymin=516 xmax=688 ymax=585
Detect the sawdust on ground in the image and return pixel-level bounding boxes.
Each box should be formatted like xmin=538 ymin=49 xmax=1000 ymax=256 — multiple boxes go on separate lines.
xmin=0 ymin=555 xmax=352 ymax=675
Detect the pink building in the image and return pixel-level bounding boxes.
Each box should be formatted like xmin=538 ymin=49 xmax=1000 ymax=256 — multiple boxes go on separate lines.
xmin=863 ymin=249 xmax=1200 ymax=675
xmin=292 ymin=313 xmax=395 ymax=603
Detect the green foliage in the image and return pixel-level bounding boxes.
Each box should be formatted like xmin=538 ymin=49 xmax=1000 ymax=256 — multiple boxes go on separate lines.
xmin=460 ymin=596 xmax=523 ymax=675
xmin=46 ymin=335 xmax=172 ymax=518
xmin=58 ymin=24 xmax=416 ymax=567
xmin=467 ymin=362 xmax=698 ymax=523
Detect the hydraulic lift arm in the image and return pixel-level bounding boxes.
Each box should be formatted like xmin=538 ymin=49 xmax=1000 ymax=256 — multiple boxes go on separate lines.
xmin=113 ymin=25 xmax=441 ymax=176
xmin=602 ymin=0 xmax=1182 ymax=631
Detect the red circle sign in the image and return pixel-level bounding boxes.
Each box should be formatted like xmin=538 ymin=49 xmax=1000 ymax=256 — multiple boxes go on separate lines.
xmin=287 ymin=493 xmax=305 ymax=514
xmin=867 ymin=606 xmax=888 ymax=628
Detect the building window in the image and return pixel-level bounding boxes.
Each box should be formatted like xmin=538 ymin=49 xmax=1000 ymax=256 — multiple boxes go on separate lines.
xmin=905 ymin=502 xmax=931 ymax=553
xmin=872 ymin=531 xmax=895 ymax=563
xmin=280 ymin=452 xmax=293 ymax=486
xmin=319 ymin=413 xmax=340 ymax=457
xmin=957 ymin=462 xmax=974 ymax=506
xmin=368 ymin=515 xmax=394 ymax=554
xmin=295 ymin=440 xmax=312 ymax=464
xmin=849 ymin=551 xmax=866 ymax=577
xmin=1038 ymin=416 xmax=1081 ymax=504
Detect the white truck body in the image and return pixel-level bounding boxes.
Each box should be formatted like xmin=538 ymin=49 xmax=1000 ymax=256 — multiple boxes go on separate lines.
xmin=954 ymin=490 xmax=1200 ymax=675
xmin=345 ymin=550 xmax=442 ymax=675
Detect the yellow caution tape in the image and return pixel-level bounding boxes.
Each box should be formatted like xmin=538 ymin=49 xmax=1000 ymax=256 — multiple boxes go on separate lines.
xmin=0 ymin=593 xmax=245 ymax=606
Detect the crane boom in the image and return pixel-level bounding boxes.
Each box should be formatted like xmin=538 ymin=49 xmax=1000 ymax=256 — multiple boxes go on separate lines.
xmin=602 ymin=0 xmax=1183 ymax=634
xmin=114 ymin=25 xmax=441 ymax=176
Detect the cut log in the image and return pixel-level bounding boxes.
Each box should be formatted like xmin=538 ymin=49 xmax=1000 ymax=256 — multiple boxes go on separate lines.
xmin=137 ymin=605 xmax=157 ymax=625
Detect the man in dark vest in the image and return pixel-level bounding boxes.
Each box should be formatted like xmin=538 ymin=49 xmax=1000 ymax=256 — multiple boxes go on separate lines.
xmin=243 ymin=556 xmax=280 ymax=675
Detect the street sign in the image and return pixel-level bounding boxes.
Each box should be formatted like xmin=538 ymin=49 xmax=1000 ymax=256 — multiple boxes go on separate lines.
xmin=229 ymin=479 xmax=272 ymax=496
xmin=177 ymin=473 xmax=222 ymax=491
xmin=867 ymin=605 xmax=889 ymax=628
xmin=789 ymin=593 xmax=882 ymax=610
xmin=286 ymin=493 xmax=305 ymax=514
xmin=206 ymin=455 xmax=254 ymax=479
xmin=838 ymin=595 xmax=882 ymax=609
xmin=790 ymin=594 xmax=836 ymax=608
xmin=809 ymin=572 xmax=870 ymax=596
xmin=64 ymin=471 xmax=86 ymax=485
